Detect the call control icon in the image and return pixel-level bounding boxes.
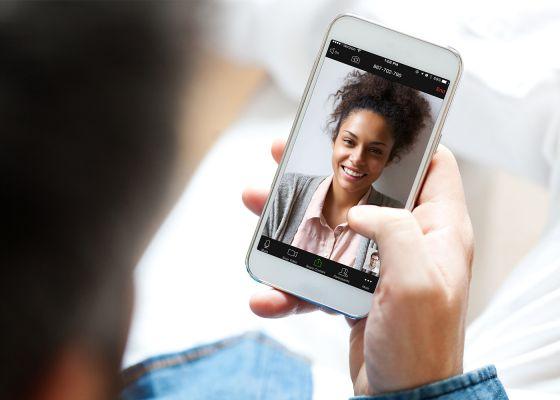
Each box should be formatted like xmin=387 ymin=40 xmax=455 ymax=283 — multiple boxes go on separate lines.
xmin=351 ymin=55 xmax=360 ymax=64
xmin=313 ymin=258 xmax=322 ymax=268
xmin=287 ymin=248 xmax=298 ymax=258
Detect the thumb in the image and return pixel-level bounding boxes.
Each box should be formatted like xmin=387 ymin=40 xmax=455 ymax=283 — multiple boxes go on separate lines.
xmin=347 ymin=205 xmax=428 ymax=280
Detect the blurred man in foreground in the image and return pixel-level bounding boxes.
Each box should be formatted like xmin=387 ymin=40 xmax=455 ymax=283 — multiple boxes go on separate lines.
xmin=1 ymin=2 xmax=187 ymax=398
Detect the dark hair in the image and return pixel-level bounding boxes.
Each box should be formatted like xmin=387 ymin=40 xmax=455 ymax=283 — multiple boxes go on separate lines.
xmin=328 ymin=71 xmax=431 ymax=162
xmin=0 ymin=2 xmax=190 ymax=397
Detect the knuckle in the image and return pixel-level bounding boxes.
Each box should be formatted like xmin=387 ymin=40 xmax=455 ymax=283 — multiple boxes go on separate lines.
xmin=435 ymin=145 xmax=458 ymax=166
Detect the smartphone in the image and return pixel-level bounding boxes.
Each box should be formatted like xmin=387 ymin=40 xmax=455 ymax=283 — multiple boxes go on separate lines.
xmin=246 ymin=14 xmax=462 ymax=318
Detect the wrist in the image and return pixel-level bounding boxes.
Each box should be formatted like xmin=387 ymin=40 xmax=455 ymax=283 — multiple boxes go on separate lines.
xmin=383 ymin=364 xmax=464 ymax=394
xmin=351 ymin=366 xmax=505 ymax=400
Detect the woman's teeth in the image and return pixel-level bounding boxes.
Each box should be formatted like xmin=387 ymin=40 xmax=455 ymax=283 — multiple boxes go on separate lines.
xmin=342 ymin=166 xmax=366 ymax=178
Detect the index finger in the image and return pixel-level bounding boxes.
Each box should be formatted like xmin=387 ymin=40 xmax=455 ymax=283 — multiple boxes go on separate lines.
xmin=271 ymin=138 xmax=286 ymax=164
xmin=241 ymin=138 xmax=287 ymax=216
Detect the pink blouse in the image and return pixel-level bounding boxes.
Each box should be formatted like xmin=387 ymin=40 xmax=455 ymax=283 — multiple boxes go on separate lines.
xmin=291 ymin=175 xmax=370 ymax=268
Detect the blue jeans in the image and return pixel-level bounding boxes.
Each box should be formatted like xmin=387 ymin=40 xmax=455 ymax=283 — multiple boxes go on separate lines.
xmin=120 ymin=331 xmax=313 ymax=400
xmin=121 ymin=331 xmax=507 ymax=400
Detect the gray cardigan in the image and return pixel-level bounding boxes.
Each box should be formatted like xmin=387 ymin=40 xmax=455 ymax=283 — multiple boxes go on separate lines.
xmin=263 ymin=173 xmax=403 ymax=269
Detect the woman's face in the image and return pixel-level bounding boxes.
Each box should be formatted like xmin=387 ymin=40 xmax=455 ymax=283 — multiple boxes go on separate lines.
xmin=331 ymin=109 xmax=394 ymax=196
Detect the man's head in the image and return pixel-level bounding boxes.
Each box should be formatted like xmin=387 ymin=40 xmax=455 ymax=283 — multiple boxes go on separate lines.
xmin=0 ymin=2 xmax=190 ymax=398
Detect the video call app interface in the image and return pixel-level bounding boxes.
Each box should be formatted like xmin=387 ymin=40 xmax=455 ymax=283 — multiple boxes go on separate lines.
xmin=258 ymin=40 xmax=450 ymax=293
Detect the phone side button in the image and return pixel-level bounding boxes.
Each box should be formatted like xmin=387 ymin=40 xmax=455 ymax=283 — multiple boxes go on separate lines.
xmin=434 ymin=134 xmax=442 ymax=150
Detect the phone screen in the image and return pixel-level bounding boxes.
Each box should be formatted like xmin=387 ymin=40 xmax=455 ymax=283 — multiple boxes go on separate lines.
xmin=257 ymin=39 xmax=450 ymax=293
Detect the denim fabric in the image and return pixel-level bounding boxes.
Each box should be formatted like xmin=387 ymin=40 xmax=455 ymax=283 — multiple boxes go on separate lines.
xmin=120 ymin=331 xmax=312 ymax=400
xmin=351 ymin=365 xmax=508 ymax=400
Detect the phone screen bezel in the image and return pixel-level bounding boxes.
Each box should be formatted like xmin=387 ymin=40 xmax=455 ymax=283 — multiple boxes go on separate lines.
xmin=246 ymin=14 xmax=462 ymax=318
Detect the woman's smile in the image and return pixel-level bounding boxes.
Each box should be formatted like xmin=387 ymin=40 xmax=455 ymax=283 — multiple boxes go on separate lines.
xmin=341 ymin=165 xmax=367 ymax=180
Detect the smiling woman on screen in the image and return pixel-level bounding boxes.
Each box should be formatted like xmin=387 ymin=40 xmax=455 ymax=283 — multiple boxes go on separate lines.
xmin=263 ymin=71 xmax=430 ymax=270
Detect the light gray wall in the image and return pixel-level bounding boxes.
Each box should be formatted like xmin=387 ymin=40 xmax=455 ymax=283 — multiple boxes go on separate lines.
xmin=285 ymin=58 xmax=443 ymax=204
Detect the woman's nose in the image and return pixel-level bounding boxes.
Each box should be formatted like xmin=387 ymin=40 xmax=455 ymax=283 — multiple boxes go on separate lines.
xmin=349 ymin=148 xmax=365 ymax=165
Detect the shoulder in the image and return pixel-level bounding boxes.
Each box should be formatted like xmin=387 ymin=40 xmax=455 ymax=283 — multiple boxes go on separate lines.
xmin=368 ymin=188 xmax=404 ymax=209
xmin=279 ymin=172 xmax=324 ymax=193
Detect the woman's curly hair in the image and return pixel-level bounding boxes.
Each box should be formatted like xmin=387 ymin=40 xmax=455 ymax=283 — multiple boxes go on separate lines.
xmin=328 ymin=71 xmax=431 ymax=162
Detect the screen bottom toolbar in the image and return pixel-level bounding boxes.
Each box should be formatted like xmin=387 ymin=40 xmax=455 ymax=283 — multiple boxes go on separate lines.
xmin=257 ymin=236 xmax=378 ymax=293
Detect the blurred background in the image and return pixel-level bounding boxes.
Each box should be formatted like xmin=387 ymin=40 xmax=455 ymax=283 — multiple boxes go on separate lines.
xmin=124 ymin=1 xmax=559 ymax=398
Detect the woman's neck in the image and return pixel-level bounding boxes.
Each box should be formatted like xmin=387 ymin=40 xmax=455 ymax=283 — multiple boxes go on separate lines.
xmin=323 ymin=179 xmax=369 ymax=228
xmin=331 ymin=179 xmax=369 ymax=209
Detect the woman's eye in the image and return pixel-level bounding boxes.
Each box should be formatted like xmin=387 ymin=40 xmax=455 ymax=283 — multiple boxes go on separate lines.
xmin=369 ymin=148 xmax=383 ymax=155
xmin=343 ymin=138 xmax=353 ymax=146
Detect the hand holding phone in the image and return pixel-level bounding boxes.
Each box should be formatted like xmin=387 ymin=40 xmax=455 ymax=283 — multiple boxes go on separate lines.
xmin=246 ymin=15 xmax=462 ymax=317
xmin=244 ymin=142 xmax=473 ymax=395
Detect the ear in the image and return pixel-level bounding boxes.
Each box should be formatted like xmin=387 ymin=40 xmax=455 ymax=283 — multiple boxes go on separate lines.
xmin=34 ymin=346 xmax=110 ymax=400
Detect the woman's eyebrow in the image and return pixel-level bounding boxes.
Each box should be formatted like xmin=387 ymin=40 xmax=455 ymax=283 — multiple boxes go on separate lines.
xmin=344 ymin=130 xmax=358 ymax=139
xmin=343 ymin=130 xmax=387 ymax=146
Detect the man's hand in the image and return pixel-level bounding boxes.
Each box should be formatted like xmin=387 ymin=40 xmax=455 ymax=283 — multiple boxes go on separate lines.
xmin=242 ymin=139 xmax=473 ymax=395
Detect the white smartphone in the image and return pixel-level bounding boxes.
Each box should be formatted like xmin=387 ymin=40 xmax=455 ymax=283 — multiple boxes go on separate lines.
xmin=246 ymin=14 xmax=462 ymax=318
